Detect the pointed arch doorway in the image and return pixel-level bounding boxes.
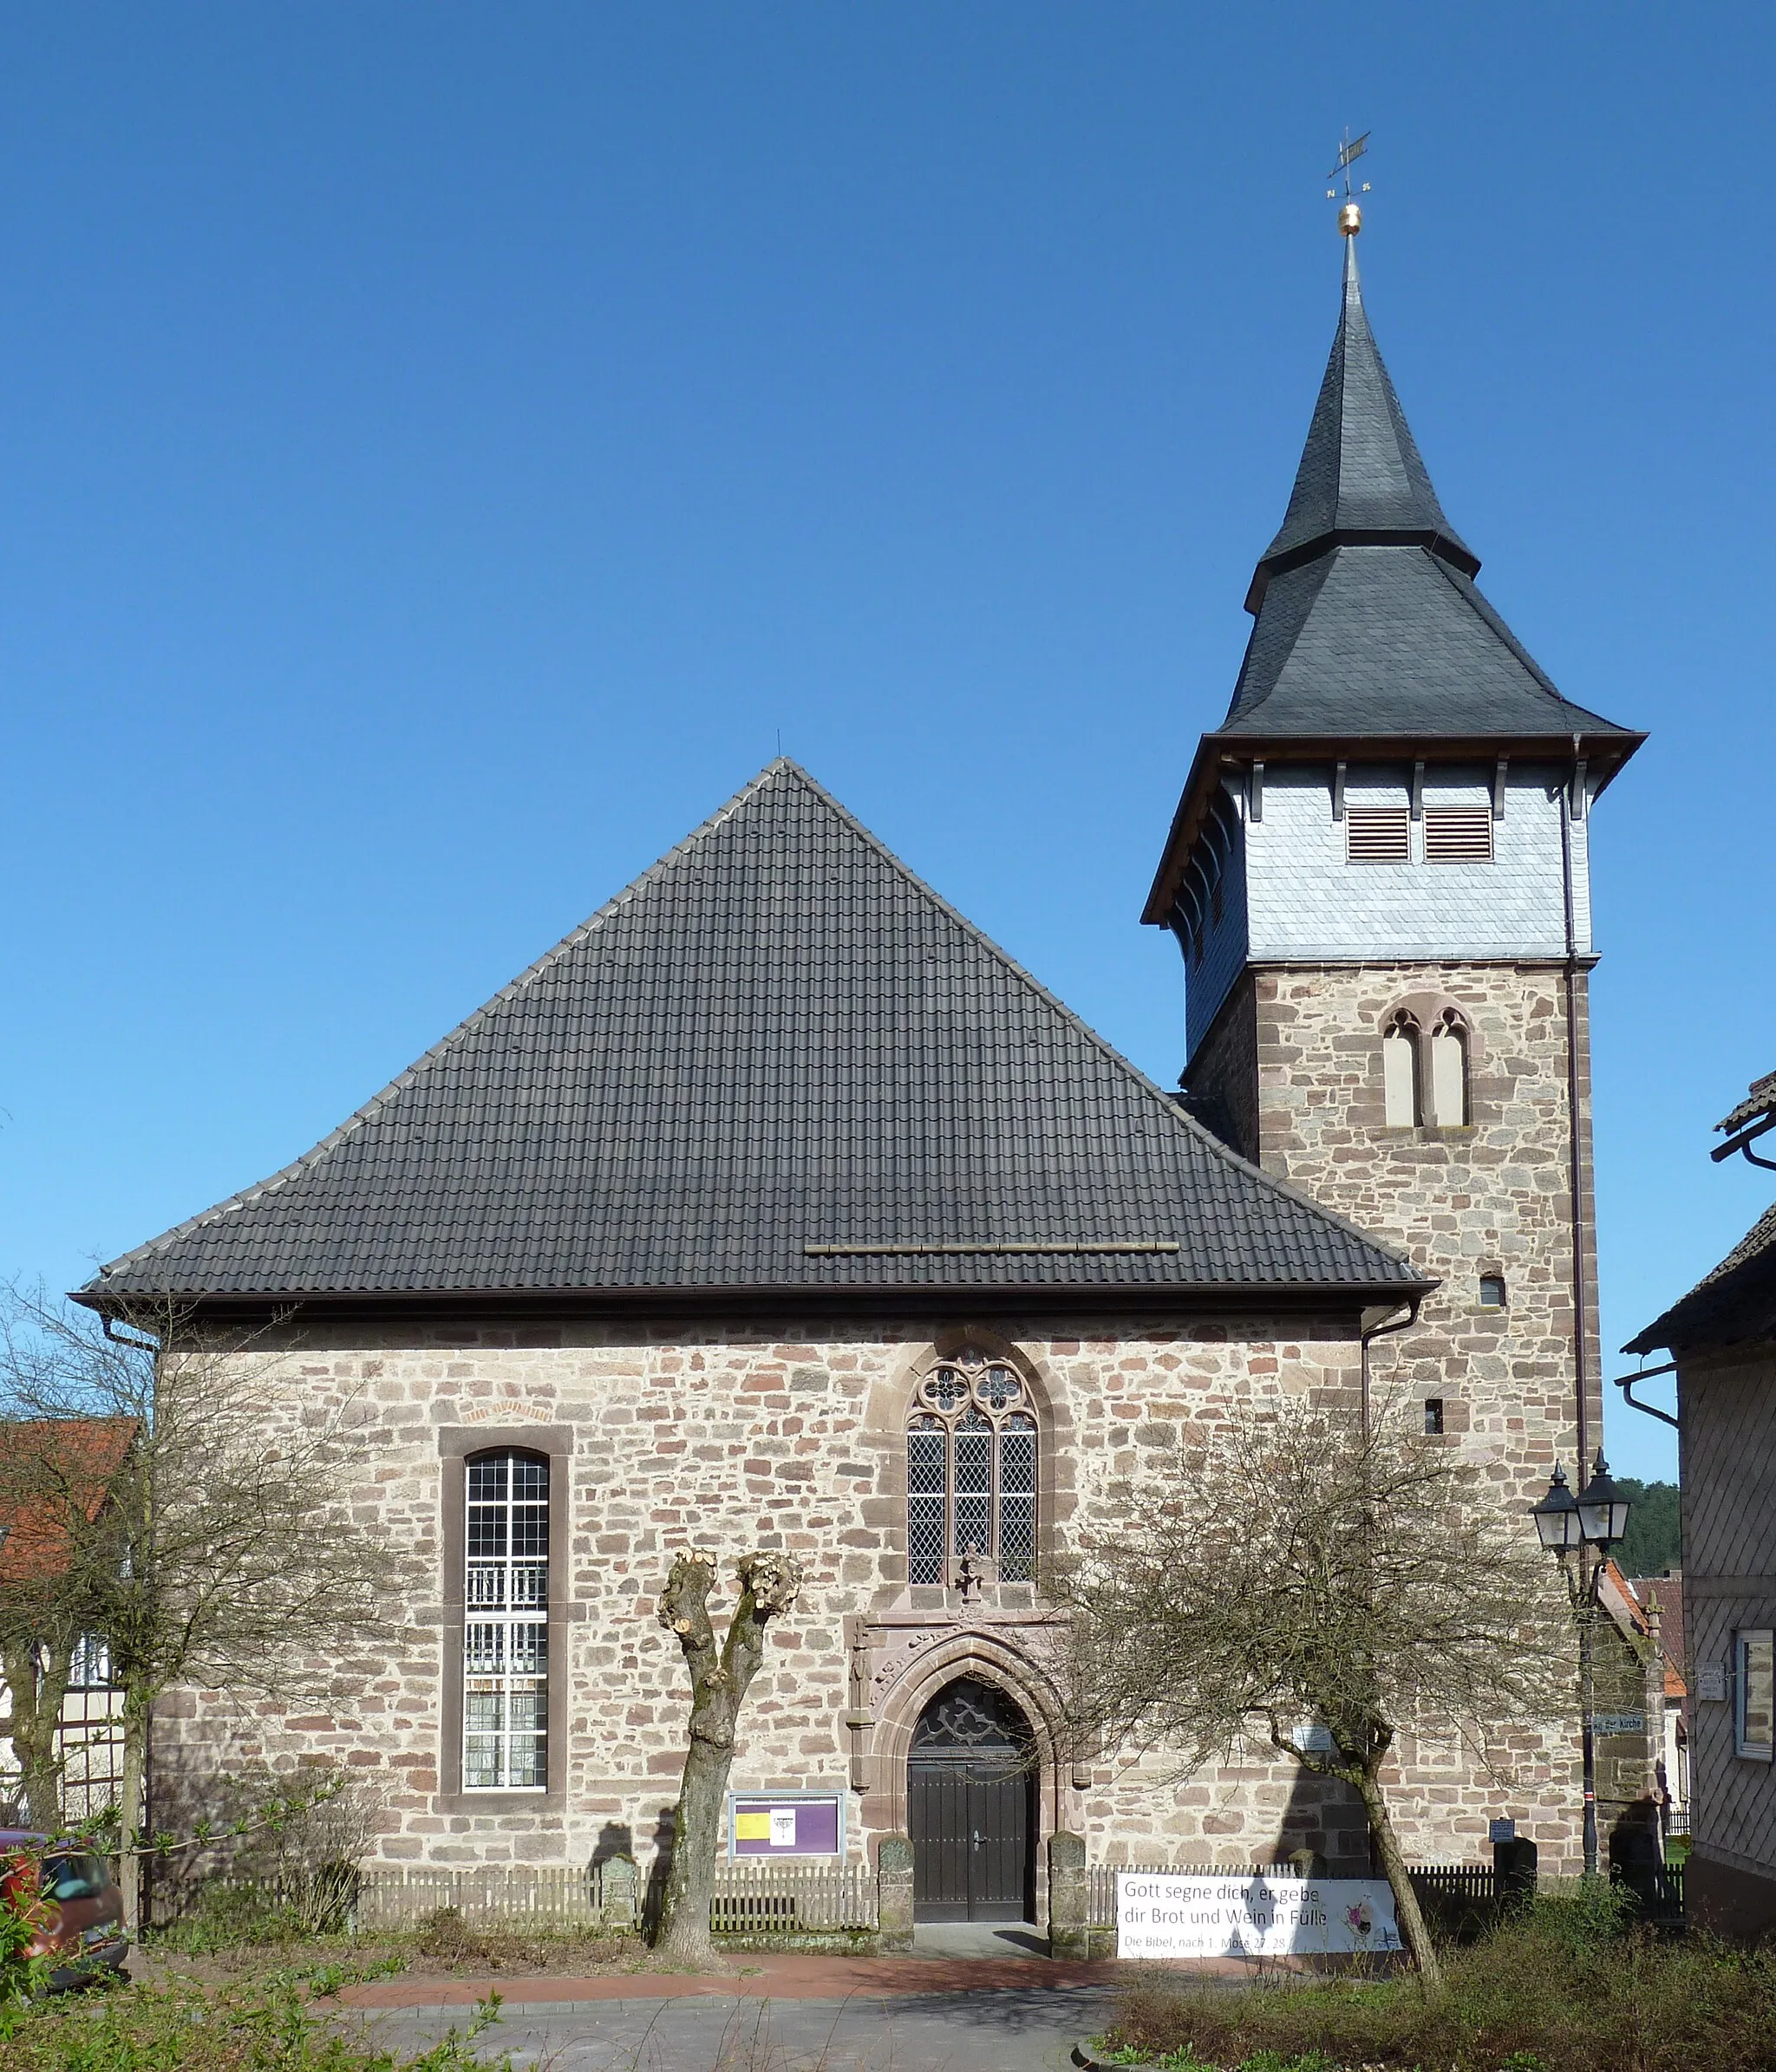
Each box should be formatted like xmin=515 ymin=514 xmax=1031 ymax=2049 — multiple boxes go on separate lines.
xmin=908 ymin=1677 xmax=1036 ymax=1922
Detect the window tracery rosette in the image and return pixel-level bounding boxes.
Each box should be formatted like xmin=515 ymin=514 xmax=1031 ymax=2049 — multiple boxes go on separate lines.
xmin=905 ymin=1353 xmax=1037 ymax=1587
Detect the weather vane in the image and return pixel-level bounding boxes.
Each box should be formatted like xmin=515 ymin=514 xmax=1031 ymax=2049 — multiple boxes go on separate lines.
xmin=1326 ymin=127 xmax=1372 ymax=236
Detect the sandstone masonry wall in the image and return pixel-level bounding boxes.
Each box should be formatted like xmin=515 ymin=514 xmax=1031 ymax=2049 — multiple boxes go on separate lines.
xmin=151 ymin=1309 xmax=1581 ymax=1882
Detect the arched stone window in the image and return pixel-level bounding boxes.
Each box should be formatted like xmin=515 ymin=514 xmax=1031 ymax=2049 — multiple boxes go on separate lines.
xmin=462 ymin=1448 xmax=549 ymax=1791
xmin=1381 ymin=1011 xmax=1421 ymax=1128
xmin=1427 ymin=1008 xmax=1471 ymax=1128
xmin=906 ymin=1353 xmax=1038 ymax=1587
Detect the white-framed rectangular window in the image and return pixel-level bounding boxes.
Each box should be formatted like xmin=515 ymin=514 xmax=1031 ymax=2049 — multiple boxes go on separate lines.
xmin=66 ymin=1634 xmax=116 ymax=1690
xmin=1423 ymin=804 xmax=1494 ymax=863
xmin=1346 ymin=805 xmax=1410 ymax=864
xmin=1735 ymin=1630 xmax=1773 ymax=1760
xmin=463 ymin=1450 xmax=550 ymax=1790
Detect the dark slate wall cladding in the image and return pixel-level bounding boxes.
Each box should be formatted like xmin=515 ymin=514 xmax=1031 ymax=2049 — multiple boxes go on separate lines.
xmin=94 ymin=764 xmax=1419 ymax=1301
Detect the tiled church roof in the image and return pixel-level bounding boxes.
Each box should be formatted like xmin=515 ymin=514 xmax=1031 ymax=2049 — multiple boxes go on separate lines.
xmin=86 ymin=763 xmax=1422 ymax=1310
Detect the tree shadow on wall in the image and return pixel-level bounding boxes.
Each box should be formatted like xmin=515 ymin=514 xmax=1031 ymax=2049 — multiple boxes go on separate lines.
xmin=641 ymin=1806 xmax=675 ymax=1940
xmin=1274 ymin=1758 xmax=1370 ymax=1874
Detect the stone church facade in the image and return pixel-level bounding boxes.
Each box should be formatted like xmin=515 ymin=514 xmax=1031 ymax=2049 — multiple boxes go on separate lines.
xmin=84 ymin=216 xmax=1644 ymax=1911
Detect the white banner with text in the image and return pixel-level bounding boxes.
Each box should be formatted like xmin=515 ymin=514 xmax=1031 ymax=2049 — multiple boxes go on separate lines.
xmin=1115 ymin=1871 xmax=1401 ymax=1959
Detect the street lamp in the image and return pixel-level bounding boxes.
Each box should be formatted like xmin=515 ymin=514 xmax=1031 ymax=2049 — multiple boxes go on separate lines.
xmin=1531 ymin=1452 xmax=1633 ymax=1876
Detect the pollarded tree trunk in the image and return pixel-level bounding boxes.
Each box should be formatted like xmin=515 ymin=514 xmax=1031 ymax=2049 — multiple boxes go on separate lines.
xmin=1353 ymin=1763 xmax=1442 ymax=1993
xmin=653 ymin=1549 xmax=804 ymax=1964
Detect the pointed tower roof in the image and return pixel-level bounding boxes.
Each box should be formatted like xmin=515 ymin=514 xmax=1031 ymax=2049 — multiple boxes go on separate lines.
xmin=85 ymin=762 xmax=1421 ymax=1316
xmin=1245 ymin=238 xmax=1477 ymax=613
xmin=1143 ymin=221 xmax=1642 ymax=923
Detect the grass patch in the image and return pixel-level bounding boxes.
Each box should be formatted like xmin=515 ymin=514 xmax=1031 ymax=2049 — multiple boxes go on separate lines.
xmin=1106 ymin=1889 xmax=1776 ymax=2071
xmin=0 ymin=1974 xmax=508 ymax=2072
xmin=140 ymin=1901 xmax=649 ymax=1985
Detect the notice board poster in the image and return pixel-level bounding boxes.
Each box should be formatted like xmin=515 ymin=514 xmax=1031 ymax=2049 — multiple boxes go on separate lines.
xmin=727 ymin=1793 xmax=843 ymax=1859
xmin=1115 ymin=1871 xmax=1401 ymax=1958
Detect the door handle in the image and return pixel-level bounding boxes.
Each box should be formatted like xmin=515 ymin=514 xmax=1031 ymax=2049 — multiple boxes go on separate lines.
xmin=971 ymin=1831 xmax=982 ymax=1847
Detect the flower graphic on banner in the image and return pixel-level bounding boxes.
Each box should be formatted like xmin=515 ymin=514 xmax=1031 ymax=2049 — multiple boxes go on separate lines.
xmin=1344 ymin=1899 xmax=1374 ymax=1938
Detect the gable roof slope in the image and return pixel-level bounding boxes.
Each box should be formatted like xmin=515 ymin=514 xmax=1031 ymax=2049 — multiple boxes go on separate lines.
xmin=86 ymin=763 xmax=1421 ymax=1308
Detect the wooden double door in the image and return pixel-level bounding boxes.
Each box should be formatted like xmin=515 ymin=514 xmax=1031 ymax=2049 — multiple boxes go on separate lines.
xmin=908 ymin=1678 xmax=1036 ymax=1923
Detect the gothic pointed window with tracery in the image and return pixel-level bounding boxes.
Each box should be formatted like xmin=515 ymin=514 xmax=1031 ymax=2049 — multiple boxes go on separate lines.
xmin=906 ymin=1353 xmax=1038 ymax=1587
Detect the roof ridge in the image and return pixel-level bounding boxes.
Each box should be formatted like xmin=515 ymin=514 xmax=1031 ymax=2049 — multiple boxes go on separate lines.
xmin=95 ymin=760 xmax=808 ymax=1279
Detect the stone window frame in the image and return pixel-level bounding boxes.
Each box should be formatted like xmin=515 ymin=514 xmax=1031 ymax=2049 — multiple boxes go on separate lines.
xmin=869 ymin=1334 xmax=1074 ymax=1603
xmin=1376 ymin=992 xmax=1485 ymax=1133
xmin=904 ymin=1352 xmax=1040 ymax=1588
xmin=438 ymin=1425 xmax=573 ymax=1813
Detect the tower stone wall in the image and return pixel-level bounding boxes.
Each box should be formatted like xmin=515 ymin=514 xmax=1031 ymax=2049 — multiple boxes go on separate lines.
xmin=1190 ymin=957 xmax=1603 ymax=1484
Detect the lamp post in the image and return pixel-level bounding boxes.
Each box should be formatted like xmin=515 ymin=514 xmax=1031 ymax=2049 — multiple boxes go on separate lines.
xmin=1531 ymin=1453 xmax=1633 ymax=1877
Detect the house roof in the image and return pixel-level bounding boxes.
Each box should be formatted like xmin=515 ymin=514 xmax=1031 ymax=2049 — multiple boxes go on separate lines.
xmin=1599 ymin=1561 xmax=1687 ymax=1700
xmin=85 ymin=762 xmax=1424 ymax=1314
xmin=1629 ymin=1576 xmax=1688 ymax=1702
xmin=0 ymin=1419 xmax=135 ymax=1586
xmin=1626 ymin=1200 xmax=1776 ymax=1355
xmin=1716 ymin=1071 xmax=1776 ymax=1138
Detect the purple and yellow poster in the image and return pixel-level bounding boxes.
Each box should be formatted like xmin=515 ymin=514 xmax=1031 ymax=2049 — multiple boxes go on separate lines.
xmin=728 ymin=1793 xmax=843 ymax=1858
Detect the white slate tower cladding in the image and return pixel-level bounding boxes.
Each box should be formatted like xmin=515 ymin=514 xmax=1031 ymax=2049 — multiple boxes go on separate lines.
xmin=1146 ymin=213 xmax=1645 ymax=1638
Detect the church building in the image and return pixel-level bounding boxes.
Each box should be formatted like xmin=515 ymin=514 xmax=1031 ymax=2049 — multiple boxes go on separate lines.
xmin=83 ymin=212 xmax=1642 ymax=1916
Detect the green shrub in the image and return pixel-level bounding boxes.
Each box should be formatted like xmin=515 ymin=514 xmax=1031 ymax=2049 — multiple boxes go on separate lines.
xmin=150 ymin=1878 xmax=303 ymax=1951
xmin=1108 ymin=1898 xmax=1776 ymax=2072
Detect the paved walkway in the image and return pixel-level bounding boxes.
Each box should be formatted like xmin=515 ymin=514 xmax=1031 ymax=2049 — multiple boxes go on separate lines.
xmin=335 ymin=1922 xmax=1263 ymax=2067
xmin=336 ymin=1929 xmax=1263 ymax=2010
xmin=350 ymin=1984 xmax=1126 ymax=2071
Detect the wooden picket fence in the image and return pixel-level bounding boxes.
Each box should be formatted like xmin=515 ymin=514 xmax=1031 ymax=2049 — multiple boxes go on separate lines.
xmin=709 ymin=1861 xmax=878 ymax=1935
xmin=356 ymin=1862 xmax=622 ymax=1931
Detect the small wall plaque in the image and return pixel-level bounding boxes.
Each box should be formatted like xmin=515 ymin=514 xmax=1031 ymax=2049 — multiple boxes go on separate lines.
xmin=1488 ymin=1817 xmax=1517 ymax=1843
xmin=1700 ymin=1664 xmax=1727 ymax=1703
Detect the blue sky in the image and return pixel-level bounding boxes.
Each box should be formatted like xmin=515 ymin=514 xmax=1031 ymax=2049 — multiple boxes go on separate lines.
xmin=4 ymin=7 xmax=1772 ymax=1482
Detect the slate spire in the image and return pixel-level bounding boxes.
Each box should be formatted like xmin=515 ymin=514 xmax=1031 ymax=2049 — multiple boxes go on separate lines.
xmin=1244 ymin=225 xmax=1478 ymax=613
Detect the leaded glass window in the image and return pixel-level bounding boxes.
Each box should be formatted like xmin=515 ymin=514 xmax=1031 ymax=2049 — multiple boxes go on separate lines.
xmin=904 ymin=1355 xmax=1039 ymax=1586
xmin=463 ymin=1450 xmax=549 ymax=1790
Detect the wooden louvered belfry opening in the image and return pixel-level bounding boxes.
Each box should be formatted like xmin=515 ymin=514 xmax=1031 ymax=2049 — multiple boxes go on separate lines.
xmin=1423 ymin=805 xmax=1494 ymax=864
xmin=1345 ymin=805 xmax=1410 ymax=865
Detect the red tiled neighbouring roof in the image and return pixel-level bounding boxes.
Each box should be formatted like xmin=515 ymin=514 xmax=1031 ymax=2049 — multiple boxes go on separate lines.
xmin=0 ymin=1419 xmax=136 ymax=1584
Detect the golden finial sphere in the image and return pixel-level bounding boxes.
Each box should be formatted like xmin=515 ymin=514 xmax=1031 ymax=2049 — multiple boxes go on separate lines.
xmin=1338 ymin=201 xmax=1362 ymax=237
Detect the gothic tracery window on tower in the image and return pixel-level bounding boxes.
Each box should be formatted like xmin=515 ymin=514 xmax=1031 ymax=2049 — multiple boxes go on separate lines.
xmin=906 ymin=1352 xmax=1037 ymax=1587
xmin=1381 ymin=1011 xmax=1421 ymax=1128
xmin=462 ymin=1449 xmax=550 ymax=1790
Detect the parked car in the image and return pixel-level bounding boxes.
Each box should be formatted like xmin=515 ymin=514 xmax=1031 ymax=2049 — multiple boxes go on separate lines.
xmin=0 ymin=1832 xmax=127 ymax=1987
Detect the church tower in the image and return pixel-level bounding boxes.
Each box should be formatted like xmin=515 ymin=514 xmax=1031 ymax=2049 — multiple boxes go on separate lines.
xmin=1146 ymin=210 xmax=1643 ymax=1507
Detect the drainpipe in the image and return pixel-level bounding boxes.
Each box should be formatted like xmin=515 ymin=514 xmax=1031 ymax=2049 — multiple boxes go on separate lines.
xmin=1559 ymin=747 xmax=1592 ymax=1478
xmin=1360 ymin=1300 xmax=1421 ymax=1432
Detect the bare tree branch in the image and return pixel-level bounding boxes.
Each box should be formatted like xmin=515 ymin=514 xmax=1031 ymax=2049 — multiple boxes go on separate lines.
xmin=0 ymin=1287 xmax=401 ymax=1928
xmin=1047 ymin=1394 xmax=1571 ymax=1991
